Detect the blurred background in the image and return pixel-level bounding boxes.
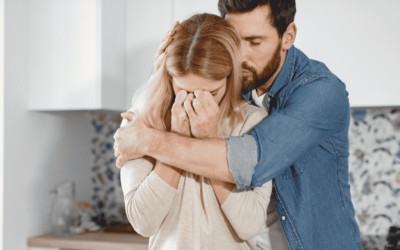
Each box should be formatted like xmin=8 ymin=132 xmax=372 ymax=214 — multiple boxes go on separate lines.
xmin=0 ymin=0 xmax=399 ymax=249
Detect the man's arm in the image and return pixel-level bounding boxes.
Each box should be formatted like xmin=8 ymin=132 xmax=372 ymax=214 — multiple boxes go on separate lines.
xmin=141 ymin=130 xmax=235 ymax=183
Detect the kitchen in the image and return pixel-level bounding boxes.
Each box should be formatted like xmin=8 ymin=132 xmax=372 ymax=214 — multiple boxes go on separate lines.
xmin=0 ymin=0 xmax=399 ymax=250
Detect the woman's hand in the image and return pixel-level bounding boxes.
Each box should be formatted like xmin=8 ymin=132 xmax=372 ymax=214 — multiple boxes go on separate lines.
xmin=171 ymin=90 xmax=191 ymax=136
xmin=184 ymin=90 xmax=221 ymax=138
xmin=153 ymin=21 xmax=179 ymax=75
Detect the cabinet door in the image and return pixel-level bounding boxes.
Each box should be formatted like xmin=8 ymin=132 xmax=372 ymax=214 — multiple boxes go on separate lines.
xmin=28 ymin=0 xmax=99 ymax=110
xmin=174 ymin=0 xmax=220 ymax=22
xmin=125 ymin=0 xmax=173 ymax=109
xmin=28 ymin=0 xmax=126 ymax=111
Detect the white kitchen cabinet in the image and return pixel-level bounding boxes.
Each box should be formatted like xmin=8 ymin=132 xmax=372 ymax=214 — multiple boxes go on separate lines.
xmin=28 ymin=0 xmax=126 ymax=111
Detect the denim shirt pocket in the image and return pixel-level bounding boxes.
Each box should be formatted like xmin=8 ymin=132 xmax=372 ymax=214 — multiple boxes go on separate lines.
xmin=281 ymin=154 xmax=309 ymax=179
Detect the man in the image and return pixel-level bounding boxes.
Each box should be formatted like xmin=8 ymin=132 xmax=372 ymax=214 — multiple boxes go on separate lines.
xmin=114 ymin=0 xmax=362 ymax=249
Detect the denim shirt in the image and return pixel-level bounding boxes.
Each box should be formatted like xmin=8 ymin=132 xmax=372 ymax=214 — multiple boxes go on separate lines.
xmin=226 ymin=45 xmax=362 ymax=249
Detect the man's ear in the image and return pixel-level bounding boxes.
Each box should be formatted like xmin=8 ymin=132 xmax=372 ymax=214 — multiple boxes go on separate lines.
xmin=282 ymin=22 xmax=297 ymax=51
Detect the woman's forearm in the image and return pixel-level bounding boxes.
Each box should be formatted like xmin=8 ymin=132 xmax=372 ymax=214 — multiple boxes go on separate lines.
xmin=210 ymin=180 xmax=235 ymax=205
xmin=121 ymin=158 xmax=177 ymax=237
xmin=143 ymin=129 xmax=235 ymax=183
xmin=153 ymin=160 xmax=182 ymax=189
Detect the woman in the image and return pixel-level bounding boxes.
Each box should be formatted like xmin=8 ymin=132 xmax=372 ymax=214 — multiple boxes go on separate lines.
xmin=120 ymin=13 xmax=272 ymax=250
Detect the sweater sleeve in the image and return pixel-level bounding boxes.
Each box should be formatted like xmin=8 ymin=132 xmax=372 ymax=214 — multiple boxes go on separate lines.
xmin=221 ymin=106 xmax=272 ymax=240
xmin=121 ymin=158 xmax=177 ymax=237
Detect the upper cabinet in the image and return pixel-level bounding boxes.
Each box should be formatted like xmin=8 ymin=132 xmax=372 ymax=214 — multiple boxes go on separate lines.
xmin=30 ymin=0 xmax=398 ymax=110
xmin=28 ymin=0 xmax=126 ymax=111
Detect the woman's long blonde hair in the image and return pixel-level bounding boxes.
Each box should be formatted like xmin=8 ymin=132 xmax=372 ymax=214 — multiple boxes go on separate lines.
xmin=132 ymin=13 xmax=245 ymax=135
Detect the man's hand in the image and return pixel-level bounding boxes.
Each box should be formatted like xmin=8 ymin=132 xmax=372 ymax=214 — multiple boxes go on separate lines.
xmin=114 ymin=112 xmax=149 ymax=168
xmin=184 ymin=90 xmax=221 ymax=138
xmin=153 ymin=21 xmax=179 ymax=74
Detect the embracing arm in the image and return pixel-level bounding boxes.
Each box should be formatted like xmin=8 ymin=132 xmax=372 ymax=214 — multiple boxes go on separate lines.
xmin=142 ymin=131 xmax=233 ymax=183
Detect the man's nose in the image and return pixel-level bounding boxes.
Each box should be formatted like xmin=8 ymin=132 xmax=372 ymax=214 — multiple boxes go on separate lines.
xmin=239 ymin=43 xmax=249 ymax=62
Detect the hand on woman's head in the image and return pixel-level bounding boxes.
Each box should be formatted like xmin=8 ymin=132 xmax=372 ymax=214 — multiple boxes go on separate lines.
xmin=153 ymin=21 xmax=180 ymax=74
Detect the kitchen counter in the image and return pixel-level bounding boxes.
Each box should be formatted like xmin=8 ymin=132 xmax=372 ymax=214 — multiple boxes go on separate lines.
xmin=27 ymin=229 xmax=148 ymax=250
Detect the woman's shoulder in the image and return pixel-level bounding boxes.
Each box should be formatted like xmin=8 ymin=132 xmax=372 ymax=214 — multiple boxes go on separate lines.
xmin=231 ymin=105 xmax=268 ymax=136
xmin=241 ymin=104 xmax=268 ymax=120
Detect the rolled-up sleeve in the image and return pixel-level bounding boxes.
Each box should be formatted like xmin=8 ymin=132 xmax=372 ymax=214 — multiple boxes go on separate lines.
xmin=226 ymin=134 xmax=258 ymax=190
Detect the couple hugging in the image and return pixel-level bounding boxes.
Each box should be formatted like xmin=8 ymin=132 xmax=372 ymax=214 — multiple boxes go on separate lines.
xmin=113 ymin=0 xmax=362 ymax=249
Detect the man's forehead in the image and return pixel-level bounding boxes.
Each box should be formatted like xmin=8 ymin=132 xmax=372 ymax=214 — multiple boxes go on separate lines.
xmin=225 ymin=6 xmax=275 ymax=37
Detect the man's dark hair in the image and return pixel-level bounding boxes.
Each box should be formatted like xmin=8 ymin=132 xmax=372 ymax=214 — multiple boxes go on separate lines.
xmin=218 ymin=0 xmax=296 ymax=37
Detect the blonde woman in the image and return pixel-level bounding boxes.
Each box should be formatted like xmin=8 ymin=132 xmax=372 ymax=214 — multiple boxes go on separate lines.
xmin=120 ymin=14 xmax=272 ymax=250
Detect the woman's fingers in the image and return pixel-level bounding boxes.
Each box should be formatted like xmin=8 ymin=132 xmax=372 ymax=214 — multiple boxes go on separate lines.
xmin=192 ymin=98 xmax=205 ymax=116
xmin=194 ymin=90 xmax=210 ymax=109
xmin=184 ymin=93 xmax=197 ymax=120
xmin=204 ymin=91 xmax=219 ymax=109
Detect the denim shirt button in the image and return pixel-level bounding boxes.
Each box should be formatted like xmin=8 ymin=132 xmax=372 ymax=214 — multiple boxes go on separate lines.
xmin=282 ymin=216 xmax=286 ymax=221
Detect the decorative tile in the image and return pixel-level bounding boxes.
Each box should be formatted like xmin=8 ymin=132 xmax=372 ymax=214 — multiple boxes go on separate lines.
xmin=349 ymin=108 xmax=400 ymax=235
xmin=89 ymin=111 xmax=126 ymax=225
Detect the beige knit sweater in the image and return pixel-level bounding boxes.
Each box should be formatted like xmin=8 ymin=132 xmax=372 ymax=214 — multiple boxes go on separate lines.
xmin=121 ymin=105 xmax=272 ymax=250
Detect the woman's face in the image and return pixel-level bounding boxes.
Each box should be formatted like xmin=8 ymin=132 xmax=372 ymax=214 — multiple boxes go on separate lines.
xmin=172 ymin=74 xmax=227 ymax=105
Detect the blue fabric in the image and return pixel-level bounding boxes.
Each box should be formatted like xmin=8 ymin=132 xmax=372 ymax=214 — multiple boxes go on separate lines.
xmin=226 ymin=45 xmax=362 ymax=250
xmin=226 ymin=134 xmax=258 ymax=190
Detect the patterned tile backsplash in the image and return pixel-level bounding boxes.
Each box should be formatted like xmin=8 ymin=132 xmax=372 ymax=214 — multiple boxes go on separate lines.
xmin=349 ymin=108 xmax=400 ymax=235
xmin=89 ymin=108 xmax=400 ymax=235
xmin=89 ymin=111 xmax=127 ymax=226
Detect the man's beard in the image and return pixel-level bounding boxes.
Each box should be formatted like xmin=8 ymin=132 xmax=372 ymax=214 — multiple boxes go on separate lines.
xmin=241 ymin=41 xmax=282 ymax=95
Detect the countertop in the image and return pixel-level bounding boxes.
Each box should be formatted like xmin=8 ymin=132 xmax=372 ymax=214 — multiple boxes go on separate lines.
xmin=27 ymin=229 xmax=148 ymax=250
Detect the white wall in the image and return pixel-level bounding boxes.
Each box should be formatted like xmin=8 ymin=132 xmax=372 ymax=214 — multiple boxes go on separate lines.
xmin=125 ymin=0 xmax=173 ymax=109
xmin=0 ymin=0 xmax=4 ymax=248
xmin=3 ymin=0 xmax=92 ymax=249
xmin=295 ymin=0 xmax=400 ymax=107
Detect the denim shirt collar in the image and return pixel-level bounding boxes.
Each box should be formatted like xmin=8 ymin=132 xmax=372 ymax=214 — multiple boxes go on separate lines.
xmin=242 ymin=45 xmax=296 ymax=101
xmin=268 ymin=45 xmax=296 ymax=97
